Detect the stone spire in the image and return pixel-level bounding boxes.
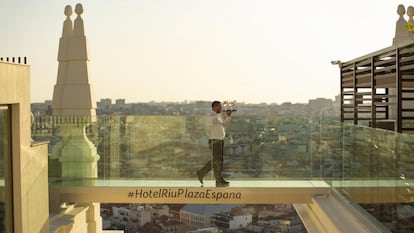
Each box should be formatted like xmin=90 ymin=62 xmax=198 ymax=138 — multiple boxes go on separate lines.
xmin=393 ymin=4 xmax=413 ymax=45
xmin=49 ymin=5 xmax=102 ymax=230
xmin=52 ymin=3 xmax=96 ymax=118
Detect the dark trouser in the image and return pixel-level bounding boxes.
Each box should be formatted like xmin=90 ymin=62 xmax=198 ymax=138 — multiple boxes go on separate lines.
xmin=199 ymin=139 xmax=224 ymax=181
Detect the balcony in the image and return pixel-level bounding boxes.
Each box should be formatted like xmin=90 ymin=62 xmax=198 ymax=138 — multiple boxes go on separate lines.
xmin=31 ymin=114 xmax=414 ymax=232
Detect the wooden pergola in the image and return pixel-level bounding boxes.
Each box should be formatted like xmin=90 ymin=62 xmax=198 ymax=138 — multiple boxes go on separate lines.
xmin=340 ymin=41 xmax=414 ymax=133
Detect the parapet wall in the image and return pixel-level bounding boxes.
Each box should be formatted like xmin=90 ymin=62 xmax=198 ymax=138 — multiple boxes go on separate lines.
xmin=0 ymin=61 xmax=49 ymax=233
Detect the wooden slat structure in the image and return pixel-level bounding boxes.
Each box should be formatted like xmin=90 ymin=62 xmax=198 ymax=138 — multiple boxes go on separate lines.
xmin=340 ymin=41 xmax=414 ymax=133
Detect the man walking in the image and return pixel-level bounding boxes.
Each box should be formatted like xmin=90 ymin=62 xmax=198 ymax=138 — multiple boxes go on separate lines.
xmin=197 ymin=101 xmax=232 ymax=187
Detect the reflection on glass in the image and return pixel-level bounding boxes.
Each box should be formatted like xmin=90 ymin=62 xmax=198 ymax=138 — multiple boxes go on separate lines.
xmin=0 ymin=106 xmax=12 ymax=233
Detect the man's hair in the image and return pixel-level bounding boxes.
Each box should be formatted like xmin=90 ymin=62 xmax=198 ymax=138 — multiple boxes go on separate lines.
xmin=211 ymin=101 xmax=221 ymax=109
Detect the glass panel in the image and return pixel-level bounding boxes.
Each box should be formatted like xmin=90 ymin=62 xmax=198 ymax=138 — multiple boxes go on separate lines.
xmin=0 ymin=105 xmax=12 ymax=233
xmin=327 ymin=122 xmax=414 ymax=232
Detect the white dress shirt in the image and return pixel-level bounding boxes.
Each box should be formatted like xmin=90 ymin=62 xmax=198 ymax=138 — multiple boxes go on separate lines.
xmin=205 ymin=111 xmax=231 ymax=140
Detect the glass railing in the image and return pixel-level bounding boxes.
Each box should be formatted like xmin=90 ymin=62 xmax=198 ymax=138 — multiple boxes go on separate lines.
xmin=330 ymin=122 xmax=414 ymax=200
xmin=31 ymin=114 xmax=414 ymax=183
xmin=32 ymin=115 xmax=329 ymax=181
xmin=322 ymin=120 xmax=414 ymax=232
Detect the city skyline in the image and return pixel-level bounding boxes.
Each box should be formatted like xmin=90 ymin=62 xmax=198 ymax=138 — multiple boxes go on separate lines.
xmin=1 ymin=0 xmax=412 ymax=104
xmin=33 ymin=95 xmax=336 ymax=104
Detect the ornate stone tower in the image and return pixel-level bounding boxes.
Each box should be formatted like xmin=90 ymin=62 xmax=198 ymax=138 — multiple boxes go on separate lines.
xmin=52 ymin=3 xmax=97 ymax=117
xmin=51 ymin=4 xmax=99 ymax=179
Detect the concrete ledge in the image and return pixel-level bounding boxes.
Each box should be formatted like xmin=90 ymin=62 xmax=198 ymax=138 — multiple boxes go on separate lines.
xmin=50 ymin=180 xmax=330 ymax=204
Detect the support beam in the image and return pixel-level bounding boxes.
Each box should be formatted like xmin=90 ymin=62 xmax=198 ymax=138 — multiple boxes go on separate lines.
xmin=371 ymin=57 xmax=376 ymax=128
xmin=294 ymin=191 xmax=390 ymax=233
xmin=396 ymin=48 xmax=402 ymax=132
xmin=353 ymin=63 xmax=358 ymax=125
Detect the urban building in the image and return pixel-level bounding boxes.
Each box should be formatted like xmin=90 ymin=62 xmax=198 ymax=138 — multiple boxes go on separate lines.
xmin=279 ymin=219 xmax=305 ymax=233
xmin=180 ymin=205 xmax=238 ymax=231
xmin=212 ymin=211 xmax=252 ymax=230
xmin=0 ymin=57 xmax=49 ymax=233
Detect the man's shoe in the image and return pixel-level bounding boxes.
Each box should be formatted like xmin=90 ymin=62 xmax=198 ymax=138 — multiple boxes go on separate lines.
xmin=196 ymin=171 xmax=203 ymax=184
xmin=220 ymin=178 xmax=229 ymax=184
xmin=216 ymin=181 xmax=230 ymax=187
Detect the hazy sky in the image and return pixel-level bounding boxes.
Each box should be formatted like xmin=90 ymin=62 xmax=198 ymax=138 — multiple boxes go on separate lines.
xmin=0 ymin=1 xmax=412 ymax=104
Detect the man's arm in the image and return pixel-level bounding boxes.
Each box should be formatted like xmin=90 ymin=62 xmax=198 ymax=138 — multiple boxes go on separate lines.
xmin=223 ymin=112 xmax=231 ymax=129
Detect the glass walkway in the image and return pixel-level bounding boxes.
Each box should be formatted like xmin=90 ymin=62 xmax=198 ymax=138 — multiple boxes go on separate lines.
xmin=31 ymin=114 xmax=414 ymax=231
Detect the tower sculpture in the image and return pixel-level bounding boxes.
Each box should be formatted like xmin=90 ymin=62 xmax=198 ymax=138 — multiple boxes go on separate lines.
xmin=50 ymin=4 xmax=102 ymax=231
xmin=393 ymin=4 xmax=413 ymax=45
xmin=51 ymin=3 xmax=99 ymax=179
xmin=52 ymin=3 xmax=97 ymax=117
